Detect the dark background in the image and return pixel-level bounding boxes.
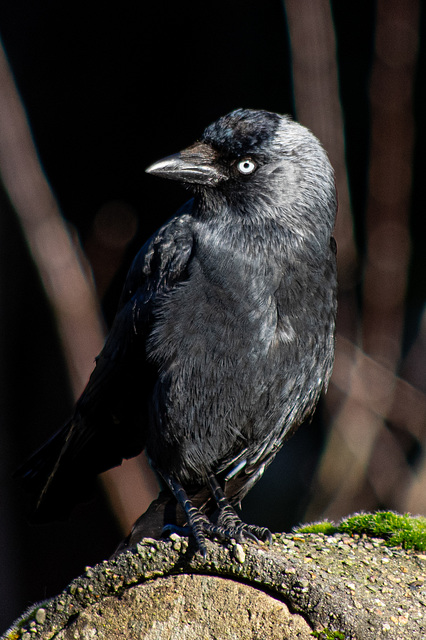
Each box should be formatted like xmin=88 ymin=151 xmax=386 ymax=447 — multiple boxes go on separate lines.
xmin=0 ymin=1 xmax=424 ymax=632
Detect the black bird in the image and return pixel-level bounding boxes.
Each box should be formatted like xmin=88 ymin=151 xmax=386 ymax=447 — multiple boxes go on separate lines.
xmin=18 ymin=109 xmax=337 ymax=557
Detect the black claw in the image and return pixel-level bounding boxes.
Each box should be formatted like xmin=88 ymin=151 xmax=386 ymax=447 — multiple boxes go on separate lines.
xmin=255 ymin=526 xmax=273 ymax=544
xmin=242 ymin=530 xmax=259 ymax=543
xmin=195 ymin=537 xmax=208 ymax=560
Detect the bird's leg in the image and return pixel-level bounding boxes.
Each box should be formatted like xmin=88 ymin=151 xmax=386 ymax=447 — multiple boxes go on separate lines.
xmin=161 ymin=472 xmax=228 ymax=559
xmin=160 ymin=472 xmax=271 ymax=557
xmin=208 ymin=473 xmax=272 ymax=544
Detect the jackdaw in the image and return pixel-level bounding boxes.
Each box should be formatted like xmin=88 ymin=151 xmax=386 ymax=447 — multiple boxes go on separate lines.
xmin=18 ymin=109 xmax=337 ymax=557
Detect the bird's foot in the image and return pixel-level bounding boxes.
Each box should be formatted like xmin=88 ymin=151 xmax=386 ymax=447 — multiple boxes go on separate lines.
xmin=161 ymin=506 xmax=230 ymax=559
xmin=173 ymin=506 xmax=272 ymax=559
xmin=160 ymin=471 xmax=272 ymax=559
xmin=216 ymin=504 xmax=272 ymax=545
xmin=161 ymin=472 xmax=231 ymax=559
xmin=209 ymin=472 xmax=272 ymax=544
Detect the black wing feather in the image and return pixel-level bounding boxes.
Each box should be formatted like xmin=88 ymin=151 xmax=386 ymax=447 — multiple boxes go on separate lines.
xmin=16 ymin=205 xmax=195 ymax=520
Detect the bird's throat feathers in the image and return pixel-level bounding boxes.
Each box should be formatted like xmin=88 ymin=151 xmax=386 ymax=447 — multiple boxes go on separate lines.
xmin=192 ymin=189 xmax=333 ymax=262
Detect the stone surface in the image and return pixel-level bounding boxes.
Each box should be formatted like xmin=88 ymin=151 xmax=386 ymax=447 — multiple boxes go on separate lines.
xmin=3 ymin=532 xmax=426 ymax=640
xmin=55 ymin=574 xmax=312 ymax=639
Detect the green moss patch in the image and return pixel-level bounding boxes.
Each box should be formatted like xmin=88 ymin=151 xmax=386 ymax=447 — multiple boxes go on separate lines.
xmin=311 ymin=629 xmax=345 ymax=640
xmin=296 ymin=511 xmax=426 ymax=551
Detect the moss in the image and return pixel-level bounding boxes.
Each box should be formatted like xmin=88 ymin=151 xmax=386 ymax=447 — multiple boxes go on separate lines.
xmin=296 ymin=511 xmax=426 ymax=551
xmin=296 ymin=521 xmax=338 ymax=535
xmin=311 ymin=628 xmax=345 ymax=640
xmin=338 ymin=511 xmax=426 ymax=551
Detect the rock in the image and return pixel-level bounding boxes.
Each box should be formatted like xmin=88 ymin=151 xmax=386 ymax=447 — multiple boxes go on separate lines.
xmin=54 ymin=574 xmax=312 ymax=640
xmin=3 ymin=532 xmax=426 ymax=640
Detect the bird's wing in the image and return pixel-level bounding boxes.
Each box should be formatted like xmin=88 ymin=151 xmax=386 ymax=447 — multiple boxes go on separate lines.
xmin=118 ymin=202 xmax=196 ymax=313
xmin=75 ymin=204 xmax=196 ymax=425
xmin=17 ymin=203 xmax=195 ymax=519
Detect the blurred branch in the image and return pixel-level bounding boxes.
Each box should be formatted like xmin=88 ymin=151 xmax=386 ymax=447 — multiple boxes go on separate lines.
xmin=328 ymin=0 xmax=420 ymax=516
xmin=306 ymin=334 xmax=425 ymax=519
xmin=332 ymin=336 xmax=426 ymax=443
xmin=400 ymin=300 xmax=426 ymax=512
xmin=283 ymin=0 xmax=360 ymax=519
xmin=283 ymin=0 xmax=357 ymax=291
xmin=0 ymin=38 xmax=158 ymax=533
xmin=284 ymin=1 xmax=423 ymax=522
xmin=0 ymin=43 xmax=104 ymax=398
xmin=362 ymin=0 xmax=419 ymax=369
xmin=401 ymin=306 xmax=426 ymax=394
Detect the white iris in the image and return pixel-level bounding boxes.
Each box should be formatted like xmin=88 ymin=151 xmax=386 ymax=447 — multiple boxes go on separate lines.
xmin=237 ymin=158 xmax=256 ymax=174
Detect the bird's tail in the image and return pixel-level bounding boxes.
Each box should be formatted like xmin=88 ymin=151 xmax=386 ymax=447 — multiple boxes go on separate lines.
xmin=14 ymin=419 xmax=99 ymax=522
xmin=16 ymin=422 xmax=71 ymax=494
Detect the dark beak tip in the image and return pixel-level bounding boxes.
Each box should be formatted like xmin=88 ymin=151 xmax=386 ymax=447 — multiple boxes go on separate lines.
xmin=145 ymin=146 xmax=225 ymax=186
xmin=145 ymin=153 xmax=181 ymax=176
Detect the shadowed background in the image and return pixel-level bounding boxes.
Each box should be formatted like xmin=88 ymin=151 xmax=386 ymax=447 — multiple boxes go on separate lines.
xmin=1 ymin=0 xmax=425 ymax=631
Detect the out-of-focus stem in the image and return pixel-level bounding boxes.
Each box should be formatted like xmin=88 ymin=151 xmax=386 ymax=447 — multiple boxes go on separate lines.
xmin=284 ymin=0 xmax=357 ymax=291
xmin=0 ymin=39 xmax=158 ymax=533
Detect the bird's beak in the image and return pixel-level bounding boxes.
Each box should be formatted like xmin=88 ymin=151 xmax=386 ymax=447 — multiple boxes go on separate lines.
xmin=146 ymin=141 xmax=226 ymax=186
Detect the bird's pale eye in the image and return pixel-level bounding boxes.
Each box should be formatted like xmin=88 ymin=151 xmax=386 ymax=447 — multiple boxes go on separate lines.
xmin=236 ymin=158 xmax=257 ymax=175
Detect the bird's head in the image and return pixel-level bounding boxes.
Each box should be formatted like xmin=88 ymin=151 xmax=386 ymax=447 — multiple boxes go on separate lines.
xmin=146 ymin=109 xmax=337 ymax=241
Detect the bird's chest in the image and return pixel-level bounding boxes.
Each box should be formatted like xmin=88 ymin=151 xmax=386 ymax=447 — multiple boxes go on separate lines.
xmin=148 ymin=244 xmax=282 ymax=368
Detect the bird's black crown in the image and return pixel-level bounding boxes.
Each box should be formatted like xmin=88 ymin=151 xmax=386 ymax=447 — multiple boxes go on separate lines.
xmin=201 ymin=108 xmax=282 ymax=158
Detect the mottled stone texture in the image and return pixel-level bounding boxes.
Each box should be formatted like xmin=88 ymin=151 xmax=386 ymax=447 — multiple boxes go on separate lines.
xmin=56 ymin=574 xmax=312 ymax=639
xmin=3 ymin=532 xmax=426 ymax=640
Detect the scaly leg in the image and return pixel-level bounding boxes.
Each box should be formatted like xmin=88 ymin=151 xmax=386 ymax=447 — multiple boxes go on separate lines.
xmin=160 ymin=471 xmax=272 ymax=558
xmin=208 ymin=474 xmax=272 ymax=544
xmin=161 ymin=472 xmax=227 ymax=559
